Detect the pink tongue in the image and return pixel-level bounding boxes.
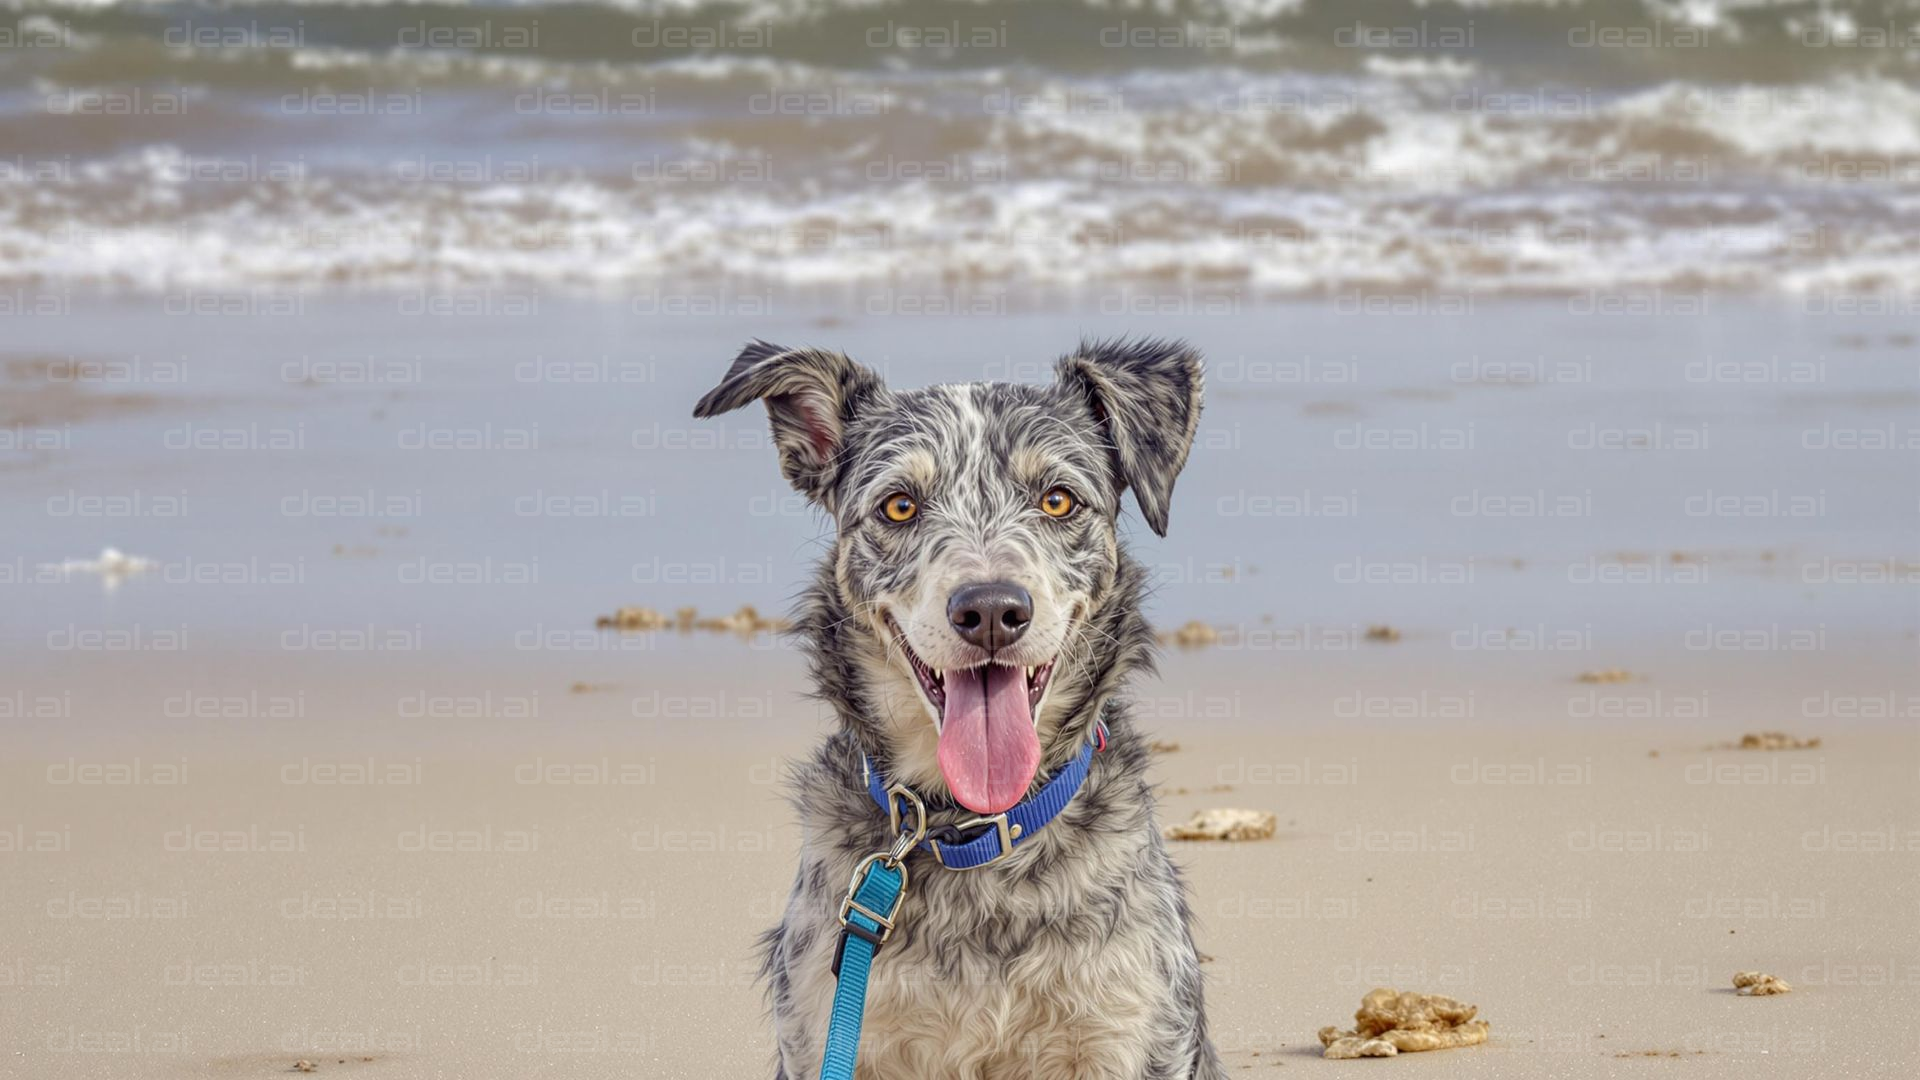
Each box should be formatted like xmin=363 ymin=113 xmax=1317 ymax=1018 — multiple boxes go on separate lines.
xmin=937 ymin=665 xmax=1040 ymax=814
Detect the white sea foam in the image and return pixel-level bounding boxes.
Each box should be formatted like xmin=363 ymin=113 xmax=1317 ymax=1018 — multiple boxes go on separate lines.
xmin=44 ymin=548 xmax=159 ymax=592
xmin=1 ymin=136 xmax=1913 ymax=294
xmin=2 ymin=0 xmax=1913 ymax=294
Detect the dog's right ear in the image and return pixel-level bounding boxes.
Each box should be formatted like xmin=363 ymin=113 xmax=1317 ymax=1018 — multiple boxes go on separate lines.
xmin=691 ymin=340 xmax=886 ymax=507
xmin=1055 ymin=337 xmax=1204 ymax=537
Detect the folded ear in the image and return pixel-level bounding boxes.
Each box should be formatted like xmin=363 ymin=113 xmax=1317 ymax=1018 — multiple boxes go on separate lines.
xmin=1055 ymin=338 xmax=1204 ymax=537
xmin=692 ymin=340 xmax=886 ymax=507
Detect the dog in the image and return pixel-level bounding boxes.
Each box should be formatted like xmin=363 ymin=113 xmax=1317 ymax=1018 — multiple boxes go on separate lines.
xmin=693 ymin=338 xmax=1224 ymax=1079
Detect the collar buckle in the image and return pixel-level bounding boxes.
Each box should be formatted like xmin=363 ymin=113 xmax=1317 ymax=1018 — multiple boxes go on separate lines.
xmin=930 ymin=812 xmax=1018 ymax=870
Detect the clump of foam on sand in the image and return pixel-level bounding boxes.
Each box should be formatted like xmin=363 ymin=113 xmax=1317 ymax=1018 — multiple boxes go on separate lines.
xmin=1733 ymin=971 xmax=1792 ymax=996
xmin=45 ymin=547 xmax=155 ymax=578
xmin=1318 ymin=988 xmax=1491 ymax=1058
xmin=1164 ymin=808 xmax=1275 ymax=841
xmin=42 ymin=547 xmax=156 ymax=591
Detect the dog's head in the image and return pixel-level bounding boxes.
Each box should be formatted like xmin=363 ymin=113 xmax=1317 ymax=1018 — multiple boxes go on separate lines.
xmin=694 ymin=339 xmax=1202 ymax=814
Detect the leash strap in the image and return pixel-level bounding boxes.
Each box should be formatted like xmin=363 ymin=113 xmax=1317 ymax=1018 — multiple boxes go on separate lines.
xmin=862 ymin=727 xmax=1100 ymax=870
xmin=821 ymin=858 xmax=903 ymax=1080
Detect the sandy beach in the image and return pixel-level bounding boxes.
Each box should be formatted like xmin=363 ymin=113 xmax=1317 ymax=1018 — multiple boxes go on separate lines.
xmin=4 ymin=686 xmax=1915 ymax=1078
xmin=3 ymin=291 xmax=1915 ymax=1077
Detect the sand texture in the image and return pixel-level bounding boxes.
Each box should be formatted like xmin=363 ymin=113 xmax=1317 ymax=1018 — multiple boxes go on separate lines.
xmin=4 ymin=711 xmax=1913 ymax=1079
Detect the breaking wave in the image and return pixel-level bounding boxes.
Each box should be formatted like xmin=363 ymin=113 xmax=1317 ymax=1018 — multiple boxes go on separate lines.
xmin=1 ymin=0 xmax=1916 ymax=292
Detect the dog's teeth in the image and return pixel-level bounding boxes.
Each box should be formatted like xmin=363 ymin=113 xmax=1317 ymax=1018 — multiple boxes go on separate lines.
xmin=1026 ymin=666 xmax=1035 ymax=680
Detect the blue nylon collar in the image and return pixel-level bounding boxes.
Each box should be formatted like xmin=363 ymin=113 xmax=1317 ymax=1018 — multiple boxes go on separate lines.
xmin=862 ymin=724 xmax=1101 ymax=870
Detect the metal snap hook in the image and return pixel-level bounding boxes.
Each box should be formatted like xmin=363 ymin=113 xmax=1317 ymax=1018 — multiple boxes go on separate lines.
xmin=884 ymin=784 xmax=927 ymax=864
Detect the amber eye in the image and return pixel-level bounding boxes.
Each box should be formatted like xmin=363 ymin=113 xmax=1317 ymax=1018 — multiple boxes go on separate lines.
xmin=880 ymin=492 xmax=918 ymax=523
xmin=1039 ymin=487 xmax=1076 ymax=518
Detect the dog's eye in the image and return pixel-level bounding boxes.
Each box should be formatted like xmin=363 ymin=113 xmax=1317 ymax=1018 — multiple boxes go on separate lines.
xmin=879 ymin=492 xmax=918 ymax=523
xmin=1039 ymin=487 xmax=1076 ymax=518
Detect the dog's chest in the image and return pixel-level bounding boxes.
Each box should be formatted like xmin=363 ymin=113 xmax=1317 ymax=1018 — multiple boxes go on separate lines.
xmin=785 ymin=855 xmax=1172 ymax=1079
xmin=859 ymin=933 xmax=1160 ymax=1078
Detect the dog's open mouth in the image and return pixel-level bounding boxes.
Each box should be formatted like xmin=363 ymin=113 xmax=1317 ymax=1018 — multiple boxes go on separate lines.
xmin=885 ymin=615 xmax=1055 ymax=815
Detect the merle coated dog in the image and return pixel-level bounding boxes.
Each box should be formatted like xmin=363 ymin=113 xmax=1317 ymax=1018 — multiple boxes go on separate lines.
xmin=693 ymin=339 xmax=1223 ymax=1079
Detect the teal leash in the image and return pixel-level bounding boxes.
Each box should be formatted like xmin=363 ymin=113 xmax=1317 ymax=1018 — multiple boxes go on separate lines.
xmin=820 ymin=786 xmax=926 ymax=1080
xmin=819 ymin=860 xmax=902 ymax=1077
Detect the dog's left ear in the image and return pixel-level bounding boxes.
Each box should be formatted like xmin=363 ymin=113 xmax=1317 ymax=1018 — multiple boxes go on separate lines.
xmin=692 ymin=340 xmax=886 ymax=508
xmin=1055 ymin=338 xmax=1204 ymax=537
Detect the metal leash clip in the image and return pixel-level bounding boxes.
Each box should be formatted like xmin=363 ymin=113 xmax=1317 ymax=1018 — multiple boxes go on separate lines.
xmin=834 ymin=784 xmax=926 ymax=971
xmin=882 ymin=783 xmax=926 ymax=850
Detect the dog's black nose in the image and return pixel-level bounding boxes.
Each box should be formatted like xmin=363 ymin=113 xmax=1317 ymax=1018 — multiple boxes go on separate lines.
xmin=947 ymin=582 xmax=1033 ymax=651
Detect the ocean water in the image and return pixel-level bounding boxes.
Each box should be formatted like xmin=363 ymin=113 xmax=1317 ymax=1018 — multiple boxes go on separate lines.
xmin=2 ymin=0 xmax=1919 ymax=292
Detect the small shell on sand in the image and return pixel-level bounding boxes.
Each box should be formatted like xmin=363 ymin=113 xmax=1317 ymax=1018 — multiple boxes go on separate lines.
xmin=1319 ymin=988 xmax=1491 ymax=1059
xmin=1733 ymin=971 xmax=1792 ymax=996
xmin=1164 ymin=808 xmax=1276 ymax=842
xmin=1364 ymin=624 xmax=1401 ymax=642
xmin=1576 ymin=668 xmax=1634 ymax=684
xmin=1727 ymin=732 xmax=1821 ymax=751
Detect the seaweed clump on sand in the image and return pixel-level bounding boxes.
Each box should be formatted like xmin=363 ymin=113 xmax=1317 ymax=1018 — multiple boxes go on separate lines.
xmin=1160 ymin=620 xmax=1220 ymax=648
xmin=595 ymin=604 xmax=789 ymax=636
xmin=1318 ymin=988 xmax=1491 ymax=1059
xmin=1724 ymin=732 xmax=1821 ymax=751
xmin=1733 ymin=971 xmax=1792 ymax=996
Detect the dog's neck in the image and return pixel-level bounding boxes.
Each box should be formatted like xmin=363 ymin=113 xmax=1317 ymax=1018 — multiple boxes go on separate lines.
xmin=795 ymin=548 xmax=1159 ymax=801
